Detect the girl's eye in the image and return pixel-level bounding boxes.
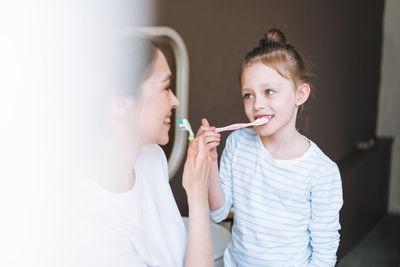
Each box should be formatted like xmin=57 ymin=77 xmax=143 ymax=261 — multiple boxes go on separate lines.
xmin=165 ymin=86 xmax=172 ymax=91
xmin=243 ymin=93 xmax=253 ymax=100
xmin=265 ymin=89 xmax=275 ymax=95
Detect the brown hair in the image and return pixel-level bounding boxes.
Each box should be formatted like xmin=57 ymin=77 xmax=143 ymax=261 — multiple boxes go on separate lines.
xmin=118 ymin=35 xmax=159 ymax=98
xmin=100 ymin=32 xmax=159 ymax=98
xmin=241 ymin=29 xmax=312 ymax=123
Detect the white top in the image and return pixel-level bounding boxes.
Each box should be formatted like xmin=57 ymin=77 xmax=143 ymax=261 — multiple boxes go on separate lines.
xmin=68 ymin=144 xmax=187 ymax=267
xmin=210 ymin=128 xmax=343 ymax=267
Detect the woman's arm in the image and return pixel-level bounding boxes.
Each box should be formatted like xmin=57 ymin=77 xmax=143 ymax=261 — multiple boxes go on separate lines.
xmin=182 ymin=136 xmax=214 ymax=267
xmin=196 ymin=119 xmax=225 ymax=211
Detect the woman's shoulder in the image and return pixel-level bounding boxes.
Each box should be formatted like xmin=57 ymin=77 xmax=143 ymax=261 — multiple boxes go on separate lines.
xmin=135 ymin=144 xmax=168 ymax=178
xmin=138 ymin=144 xmax=167 ymax=162
xmin=140 ymin=143 xmax=165 ymax=155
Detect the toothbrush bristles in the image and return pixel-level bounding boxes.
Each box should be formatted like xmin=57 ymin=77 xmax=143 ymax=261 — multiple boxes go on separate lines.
xmin=177 ymin=118 xmax=195 ymax=142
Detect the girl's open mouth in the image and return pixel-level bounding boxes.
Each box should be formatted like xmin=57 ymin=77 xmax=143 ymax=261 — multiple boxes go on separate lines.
xmin=255 ymin=115 xmax=274 ymax=126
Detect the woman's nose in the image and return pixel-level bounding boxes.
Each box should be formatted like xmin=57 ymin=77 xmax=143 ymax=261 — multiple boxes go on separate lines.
xmin=170 ymin=91 xmax=179 ymax=109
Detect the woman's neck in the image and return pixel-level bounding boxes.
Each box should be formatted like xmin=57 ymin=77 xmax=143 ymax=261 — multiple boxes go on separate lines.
xmin=92 ymin=130 xmax=144 ymax=193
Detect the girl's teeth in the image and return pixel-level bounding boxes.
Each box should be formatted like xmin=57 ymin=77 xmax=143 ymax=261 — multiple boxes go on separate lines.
xmin=164 ymin=117 xmax=171 ymax=123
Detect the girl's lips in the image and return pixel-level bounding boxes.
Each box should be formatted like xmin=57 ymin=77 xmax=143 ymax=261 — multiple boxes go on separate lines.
xmin=255 ymin=115 xmax=274 ymax=126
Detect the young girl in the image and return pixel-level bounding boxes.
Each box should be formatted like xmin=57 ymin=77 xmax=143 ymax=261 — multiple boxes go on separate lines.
xmin=198 ymin=29 xmax=343 ymax=266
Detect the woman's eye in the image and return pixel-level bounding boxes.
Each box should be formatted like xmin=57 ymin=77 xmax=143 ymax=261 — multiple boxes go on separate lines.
xmin=265 ymin=89 xmax=275 ymax=95
xmin=165 ymin=86 xmax=172 ymax=91
xmin=243 ymin=93 xmax=253 ymax=100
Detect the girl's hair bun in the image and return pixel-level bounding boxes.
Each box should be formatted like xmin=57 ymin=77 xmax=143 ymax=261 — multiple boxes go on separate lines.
xmin=259 ymin=28 xmax=287 ymax=47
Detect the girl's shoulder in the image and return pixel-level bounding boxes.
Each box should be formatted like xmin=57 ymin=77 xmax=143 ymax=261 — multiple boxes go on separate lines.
xmin=228 ymin=127 xmax=259 ymax=142
xmin=305 ymin=138 xmax=339 ymax=175
xmin=223 ymin=128 xmax=259 ymax=154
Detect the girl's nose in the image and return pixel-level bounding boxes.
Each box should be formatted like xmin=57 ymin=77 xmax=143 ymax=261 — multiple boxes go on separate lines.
xmin=253 ymin=97 xmax=267 ymax=110
xmin=170 ymin=91 xmax=179 ymax=109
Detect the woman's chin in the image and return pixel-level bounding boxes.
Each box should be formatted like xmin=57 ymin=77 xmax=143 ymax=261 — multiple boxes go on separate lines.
xmin=157 ymin=135 xmax=169 ymax=146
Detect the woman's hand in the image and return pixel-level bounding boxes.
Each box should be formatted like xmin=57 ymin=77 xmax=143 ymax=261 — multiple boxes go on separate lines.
xmin=182 ymin=135 xmax=215 ymax=267
xmin=182 ymin=135 xmax=212 ymax=203
xmin=196 ymin=118 xmax=220 ymax=162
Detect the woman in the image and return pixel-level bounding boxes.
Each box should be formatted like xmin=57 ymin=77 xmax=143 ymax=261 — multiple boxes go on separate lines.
xmin=69 ymin=34 xmax=214 ymax=267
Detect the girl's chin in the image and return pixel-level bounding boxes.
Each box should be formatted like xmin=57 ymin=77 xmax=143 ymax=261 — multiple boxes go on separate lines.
xmin=255 ymin=127 xmax=274 ymax=137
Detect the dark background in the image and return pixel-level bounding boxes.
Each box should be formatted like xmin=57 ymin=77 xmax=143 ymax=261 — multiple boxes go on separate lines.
xmin=148 ymin=0 xmax=389 ymax=261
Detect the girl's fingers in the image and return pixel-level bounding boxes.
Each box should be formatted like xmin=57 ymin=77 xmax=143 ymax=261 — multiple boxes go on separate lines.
xmin=197 ymin=118 xmax=217 ymax=137
xmin=201 ymin=130 xmax=220 ymax=140
xmin=202 ymin=129 xmax=219 ymax=136
xmin=204 ymin=136 xmax=220 ymax=145
xmin=196 ymin=125 xmax=213 ymax=136
xmin=202 ymin=119 xmax=218 ymax=133
xmin=196 ymin=127 xmax=203 ymax=137
xmin=207 ymin=142 xmax=220 ymax=150
xmin=202 ymin=118 xmax=210 ymax=127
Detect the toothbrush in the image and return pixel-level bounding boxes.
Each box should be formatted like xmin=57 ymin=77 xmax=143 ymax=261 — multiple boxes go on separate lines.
xmin=215 ymin=117 xmax=269 ymax=133
xmin=177 ymin=119 xmax=195 ymax=142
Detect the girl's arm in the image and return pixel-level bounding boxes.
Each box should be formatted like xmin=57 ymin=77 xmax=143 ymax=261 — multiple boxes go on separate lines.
xmin=182 ymin=136 xmax=214 ymax=267
xmin=207 ymin=161 xmax=225 ymax=211
xmin=309 ymin=164 xmax=343 ymax=267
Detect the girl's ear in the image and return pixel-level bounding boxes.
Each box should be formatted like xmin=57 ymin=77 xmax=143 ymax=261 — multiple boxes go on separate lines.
xmin=296 ymin=83 xmax=310 ymax=106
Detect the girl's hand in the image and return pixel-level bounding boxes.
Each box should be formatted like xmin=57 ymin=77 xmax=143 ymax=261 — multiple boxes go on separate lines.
xmin=196 ymin=118 xmax=220 ymax=162
xmin=182 ymin=136 xmax=212 ymax=203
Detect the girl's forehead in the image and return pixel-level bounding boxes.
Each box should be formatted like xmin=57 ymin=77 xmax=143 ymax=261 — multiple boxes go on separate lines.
xmin=242 ymin=63 xmax=291 ymax=87
xmin=243 ymin=62 xmax=284 ymax=77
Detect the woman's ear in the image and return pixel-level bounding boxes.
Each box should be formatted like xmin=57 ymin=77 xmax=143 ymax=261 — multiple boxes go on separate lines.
xmin=108 ymin=97 xmax=135 ymax=120
xmin=296 ymin=83 xmax=310 ymax=106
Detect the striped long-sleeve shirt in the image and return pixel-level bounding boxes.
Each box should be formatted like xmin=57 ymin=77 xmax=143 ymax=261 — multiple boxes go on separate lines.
xmin=210 ymin=128 xmax=343 ymax=267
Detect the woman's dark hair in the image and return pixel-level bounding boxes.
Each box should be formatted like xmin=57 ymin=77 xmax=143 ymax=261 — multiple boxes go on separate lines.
xmin=101 ymin=32 xmax=159 ymax=98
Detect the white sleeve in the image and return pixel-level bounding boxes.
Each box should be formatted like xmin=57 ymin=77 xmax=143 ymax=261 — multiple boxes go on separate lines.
xmin=308 ymin=164 xmax=343 ymax=266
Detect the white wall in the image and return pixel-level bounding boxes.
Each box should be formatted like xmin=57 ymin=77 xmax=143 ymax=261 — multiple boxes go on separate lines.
xmin=377 ymin=0 xmax=400 ymax=215
xmin=0 ymin=2 xmax=154 ymax=267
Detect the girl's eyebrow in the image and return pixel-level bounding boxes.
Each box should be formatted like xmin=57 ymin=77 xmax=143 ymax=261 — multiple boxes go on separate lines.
xmin=259 ymin=83 xmax=275 ymax=88
xmin=242 ymin=83 xmax=276 ymax=91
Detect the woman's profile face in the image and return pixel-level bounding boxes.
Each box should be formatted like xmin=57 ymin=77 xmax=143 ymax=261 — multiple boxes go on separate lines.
xmin=135 ymin=49 xmax=179 ymax=145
